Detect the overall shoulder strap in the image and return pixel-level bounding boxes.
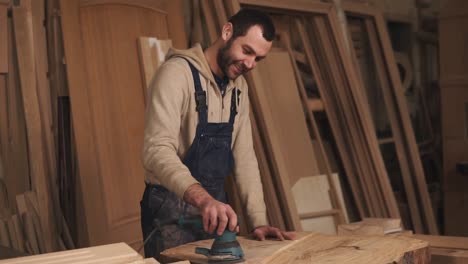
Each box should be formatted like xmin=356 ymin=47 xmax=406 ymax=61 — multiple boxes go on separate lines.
xmin=184 ymin=59 xmax=208 ymax=125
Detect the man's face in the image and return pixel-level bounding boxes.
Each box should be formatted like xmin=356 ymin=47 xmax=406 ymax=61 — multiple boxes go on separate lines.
xmin=217 ymin=25 xmax=273 ymax=80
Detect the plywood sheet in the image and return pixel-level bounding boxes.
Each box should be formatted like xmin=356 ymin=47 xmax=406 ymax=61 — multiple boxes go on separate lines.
xmin=0 ymin=242 xmax=143 ymax=263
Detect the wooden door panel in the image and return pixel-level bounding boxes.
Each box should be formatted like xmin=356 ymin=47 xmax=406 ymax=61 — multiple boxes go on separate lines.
xmin=80 ymin=4 xmax=168 ymax=229
xmin=61 ymin=0 xmax=183 ymax=247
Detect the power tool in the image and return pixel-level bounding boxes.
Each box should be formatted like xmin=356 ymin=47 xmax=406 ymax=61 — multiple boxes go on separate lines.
xmin=178 ymin=216 xmax=245 ymax=263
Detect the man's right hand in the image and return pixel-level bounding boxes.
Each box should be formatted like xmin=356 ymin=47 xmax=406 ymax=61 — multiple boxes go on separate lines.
xmin=183 ymin=183 xmax=238 ymax=235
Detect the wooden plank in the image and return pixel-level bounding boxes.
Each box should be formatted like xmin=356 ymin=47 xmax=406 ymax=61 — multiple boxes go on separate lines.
xmin=0 ymin=220 xmax=10 ymax=248
xmin=0 ymin=242 xmax=143 ymax=263
xmin=338 ymin=218 xmax=402 ymax=235
xmin=0 ymin=4 xmax=7 ymax=73
xmin=22 ymin=212 xmax=39 ymax=254
xmin=412 ymin=234 xmax=468 ymax=250
xmin=4 ymin=14 xmax=31 ymax=211
xmin=11 ymin=215 xmax=25 ymax=252
xmin=6 ymin=218 xmax=18 ymax=251
xmin=164 ymin=0 xmax=187 ymax=49
xmin=162 ymin=232 xmax=430 ymax=263
xmin=137 ymin=37 xmax=172 ymax=99
xmin=431 ymin=248 xmax=468 ymax=264
xmin=213 ymin=0 xmax=228 ymax=28
xmin=200 ymin=0 xmax=218 ymax=43
xmin=12 ymin=6 xmax=58 ymax=251
xmin=250 ymin=112 xmax=286 ymax=231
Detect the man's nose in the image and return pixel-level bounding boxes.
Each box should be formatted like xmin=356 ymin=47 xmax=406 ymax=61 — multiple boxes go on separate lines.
xmin=244 ymin=56 xmax=256 ymax=69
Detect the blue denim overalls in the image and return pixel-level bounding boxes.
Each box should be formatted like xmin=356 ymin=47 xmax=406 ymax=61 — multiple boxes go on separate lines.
xmin=140 ymin=59 xmax=239 ymax=260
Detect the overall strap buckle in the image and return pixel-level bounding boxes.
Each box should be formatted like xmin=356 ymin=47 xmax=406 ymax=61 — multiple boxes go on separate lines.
xmin=195 ymin=91 xmax=207 ymax=112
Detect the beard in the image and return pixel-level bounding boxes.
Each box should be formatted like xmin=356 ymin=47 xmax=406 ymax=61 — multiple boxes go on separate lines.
xmin=217 ymin=38 xmax=247 ymax=80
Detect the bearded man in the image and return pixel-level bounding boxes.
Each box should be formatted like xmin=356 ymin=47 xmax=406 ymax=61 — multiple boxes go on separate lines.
xmin=140 ymin=8 xmax=293 ymax=260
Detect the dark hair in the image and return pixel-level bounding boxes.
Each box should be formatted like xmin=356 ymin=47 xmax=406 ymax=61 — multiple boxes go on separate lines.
xmin=228 ymin=8 xmax=275 ymax=42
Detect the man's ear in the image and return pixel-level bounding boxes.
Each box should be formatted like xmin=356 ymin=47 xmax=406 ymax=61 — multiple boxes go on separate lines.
xmin=221 ymin=22 xmax=233 ymax=41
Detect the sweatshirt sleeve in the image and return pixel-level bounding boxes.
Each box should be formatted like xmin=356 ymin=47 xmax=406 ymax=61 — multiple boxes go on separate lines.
xmin=231 ymin=82 xmax=269 ymax=229
xmin=142 ymin=61 xmax=199 ymax=198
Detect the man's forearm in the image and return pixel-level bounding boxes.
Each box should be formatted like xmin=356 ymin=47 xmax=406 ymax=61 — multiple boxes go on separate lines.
xmin=183 ymin=183 xmax=213 ymax=208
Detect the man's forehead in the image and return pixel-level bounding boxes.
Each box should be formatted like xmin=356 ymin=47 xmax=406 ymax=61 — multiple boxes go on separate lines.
xmin=237 ymin=25 xmax=272 ymax=56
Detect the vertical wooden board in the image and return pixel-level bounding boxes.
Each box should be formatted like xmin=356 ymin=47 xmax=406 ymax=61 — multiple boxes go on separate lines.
xmin=250 ymin=112 xmax=286 ymax=230
xmin=0 ymin=5 xmax=7 ymax=73
xmin=4 ymin=15 xmax=31 ymax=212
xmin=12 ymin=214 xmax=25 ymax=252
xmin=213 ymin=0 xmax=228 ymax=29
xmin=0 ymin=220 xmax=10 ymax=248
xmin=137 ymin=37 xmax=172 ymax=99
xmin=255 ymin=50 xmax=320 ymax=187
xmin=12 ymin=6 xmax=57 ymax=251
xmin=163 ymin=0 xmax=187 ymax=49
xmin=200 ymin=0 xmax=218 ymax=43
xmin=0 ymin=75 xmax=8 ymax=182
xmin=31 ymin=0 xmax=56 ymax=183
xmin=245 ymin=71 xmax=302 ymax=231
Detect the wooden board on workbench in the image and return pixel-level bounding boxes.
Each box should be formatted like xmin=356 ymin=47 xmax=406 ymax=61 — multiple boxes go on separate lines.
xmin=162 ymin=232 xmax=430 ymax=264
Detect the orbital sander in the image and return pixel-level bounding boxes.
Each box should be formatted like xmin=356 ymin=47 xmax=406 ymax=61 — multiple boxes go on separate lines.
xmin=178 ymin=216 xmax=245 ymax=263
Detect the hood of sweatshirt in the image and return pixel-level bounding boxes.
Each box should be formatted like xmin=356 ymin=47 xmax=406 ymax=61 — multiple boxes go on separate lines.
xmin=166 ymin=43 xmax=217 ymax=86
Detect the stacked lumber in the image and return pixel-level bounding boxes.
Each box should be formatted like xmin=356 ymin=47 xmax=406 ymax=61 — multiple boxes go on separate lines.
xmin=161 ymin=232 xmax=430 ymax=263
xmin=0 ymin=0 xmax=75 ymax=255
xmin=343 ymin=2 xmax=438 ymax=234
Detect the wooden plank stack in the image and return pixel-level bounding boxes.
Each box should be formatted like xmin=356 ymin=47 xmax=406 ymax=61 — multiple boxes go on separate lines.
xmin=0 ymin=0 xmax=74 ymax=256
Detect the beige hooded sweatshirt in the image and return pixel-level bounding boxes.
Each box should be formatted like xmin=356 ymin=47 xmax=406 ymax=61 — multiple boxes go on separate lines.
xmin=142 ymin=44 xmax=268 ymax=229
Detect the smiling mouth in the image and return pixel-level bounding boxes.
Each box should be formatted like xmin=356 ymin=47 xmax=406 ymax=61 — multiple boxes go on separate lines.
xmin=233 ymin=65 xmax=243 ymax=75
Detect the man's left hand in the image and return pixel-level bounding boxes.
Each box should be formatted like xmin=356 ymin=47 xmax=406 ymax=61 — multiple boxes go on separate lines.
xmin=252 ymin=226 xmax=296 ymax=241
